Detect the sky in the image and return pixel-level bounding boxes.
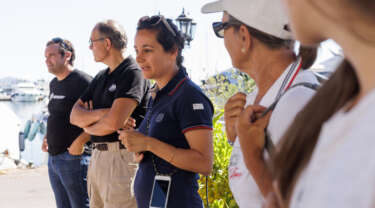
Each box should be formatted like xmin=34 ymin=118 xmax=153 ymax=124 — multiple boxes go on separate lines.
xmin=0 ymin=0 xmax=339 ymax=84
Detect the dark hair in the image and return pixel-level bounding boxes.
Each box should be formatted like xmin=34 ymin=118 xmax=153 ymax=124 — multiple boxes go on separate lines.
xmin=46 ymin=38 xmax=75 ymax=66
xmin=137 ymin=15 xmax=185 ymax=68
xmin=273 ymin=60 xmax=359 ymax=206
xmin=95 ymin=20 xmax=127 ymax=51
xmin=228 ymin=15 xmax=317 ymax=69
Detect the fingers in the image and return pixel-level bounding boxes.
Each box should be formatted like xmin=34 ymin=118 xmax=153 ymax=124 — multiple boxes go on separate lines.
xmin=239 ymin=105 xmax=266 ymax=124
xmin=254 ymin=109 xmax=273 ymax=129
xmin=133 ymin=152 xmax=144 ymax=163
xmin=118 ymin=129 xmax=127 ymax=144
xmin=123 ymin=117 xmax=136 ymax=130
xmin=117 ymin=130 xmax=133 ymax=147
xmin=128 ymin=117 xmax=136 ymax=126
xmin=89 ymin=100 xmax=93 ymax=110
xmin=225 ymin=93 xmax=247 ymax=113
xmin=225 ymin=93 xmax=247 ymax=123
xmin=84 ymin=102 xmax=88 ymax=110
xmin=41 ymin=138 xmax=48 ymax=152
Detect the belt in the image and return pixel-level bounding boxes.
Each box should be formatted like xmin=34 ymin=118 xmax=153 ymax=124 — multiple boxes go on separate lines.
xmin=93 ymin=142 xmax=126 ymax=151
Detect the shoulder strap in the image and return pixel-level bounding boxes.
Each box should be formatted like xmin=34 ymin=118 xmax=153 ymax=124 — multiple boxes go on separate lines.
xmin=289 ymin=82 xmax=320 ymax=91
xmin=264 ymin=82 xmax=319 ymax=155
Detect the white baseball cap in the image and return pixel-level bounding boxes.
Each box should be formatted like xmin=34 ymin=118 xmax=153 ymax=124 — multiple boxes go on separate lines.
xmin=201 ymin=0 xmax=293 ymax=40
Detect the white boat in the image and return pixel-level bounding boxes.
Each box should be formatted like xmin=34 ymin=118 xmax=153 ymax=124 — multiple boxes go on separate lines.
xmin=0 ymin=103 xmax=21 ymax=170
xmin=11 ymin=82 xmax=43 ymax=102
xmin=0 ymin=92 xmax=11 ymax=101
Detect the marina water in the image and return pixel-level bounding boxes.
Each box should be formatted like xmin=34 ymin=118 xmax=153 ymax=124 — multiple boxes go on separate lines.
xmin=2 ymin=100 xmax=47 ymax=168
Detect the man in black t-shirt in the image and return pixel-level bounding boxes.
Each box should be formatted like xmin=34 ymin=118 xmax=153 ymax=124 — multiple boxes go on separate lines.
xmin=70 ymin=20 xmax=150 ymax=208
xmin=43 ymin=38 xmax=92 ymax=208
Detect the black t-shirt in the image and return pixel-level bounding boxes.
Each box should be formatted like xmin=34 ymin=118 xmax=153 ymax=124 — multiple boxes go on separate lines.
xmin=47 ymin=70 xmax=92 ymax=155
xmin=80 ymin=56 xmax=150 ymax=143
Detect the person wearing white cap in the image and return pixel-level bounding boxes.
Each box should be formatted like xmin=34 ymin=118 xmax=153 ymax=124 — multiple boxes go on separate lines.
xmin=201 ymin=0 xmax=319 ymax=207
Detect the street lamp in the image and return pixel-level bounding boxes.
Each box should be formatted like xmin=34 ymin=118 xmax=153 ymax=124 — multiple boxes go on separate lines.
xmin=175 ymin=8 xmax=197 ymax=47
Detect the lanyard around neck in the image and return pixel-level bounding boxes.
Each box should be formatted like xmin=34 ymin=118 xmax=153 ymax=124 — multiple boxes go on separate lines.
xmin=275 ymin=57 xmax=303 ymax=101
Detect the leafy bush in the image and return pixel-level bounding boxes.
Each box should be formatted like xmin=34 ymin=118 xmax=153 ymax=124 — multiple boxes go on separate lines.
xmin=198 ymin=68 xmax=255 ymax=208
xmin=198 ymin=110 xmax=238 ymax=208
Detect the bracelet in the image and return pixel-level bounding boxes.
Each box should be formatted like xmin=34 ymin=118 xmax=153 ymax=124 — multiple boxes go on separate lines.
xmin=228 ymin=140 xmax=234 ymax=146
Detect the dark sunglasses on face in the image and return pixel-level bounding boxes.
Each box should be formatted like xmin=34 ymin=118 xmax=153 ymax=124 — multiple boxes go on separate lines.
xmin=212 ymin=21 xmax=241 ymax=38
xmin=138 ymin=15 xmax=177 ymax=37
xmin=51 ymin=37 xmax=71 ymax=51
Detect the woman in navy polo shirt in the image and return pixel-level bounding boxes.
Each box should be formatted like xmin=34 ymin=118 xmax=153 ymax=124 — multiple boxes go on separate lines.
xmin=118 ymin=15 xmax=214 ymax=208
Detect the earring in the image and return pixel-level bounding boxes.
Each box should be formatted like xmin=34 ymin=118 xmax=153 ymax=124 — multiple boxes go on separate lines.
xmin=241 ymin=48 xmax=246 ymax=53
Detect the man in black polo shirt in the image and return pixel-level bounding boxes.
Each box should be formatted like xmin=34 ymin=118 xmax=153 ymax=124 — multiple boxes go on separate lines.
xmin=70 ymin=20 xmax=150 ymax=208
xmin=43 ymin=38 xmax=92 ymax=208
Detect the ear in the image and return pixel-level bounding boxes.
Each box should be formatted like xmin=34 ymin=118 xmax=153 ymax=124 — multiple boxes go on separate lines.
xmin=64 ymin=51 xmax=72 ymax=63
xmin=169 ymin=46 xmax=179 ymax=62
xmin=105 ymin=38 xmax=112 ymax=50
xmin=238 ymin=25 xmax=252 ymax=53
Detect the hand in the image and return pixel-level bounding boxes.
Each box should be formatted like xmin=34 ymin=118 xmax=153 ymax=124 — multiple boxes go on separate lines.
xmin=133 ymin=152 xmax=144 ymax=163
xmin=224 ymin=92 xmax=247 ymax=142
xmin=236 ymin=105 xmax=272 ymax=155
xmin=41 ymin=138 xmax=48 ymax=152
xmin=68 ymin=140 xmax=84 ymax=156
xmin=123 ymin=117 xmax=136 ymax=130
xmin=118 ymin=129 xmax=150 ymax=152
xmin=84 ymin=100 xmax=93 ymax=110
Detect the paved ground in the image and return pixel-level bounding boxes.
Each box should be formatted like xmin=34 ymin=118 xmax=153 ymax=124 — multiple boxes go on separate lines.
xmin=0 ymin=166 xmax=55 ymax=208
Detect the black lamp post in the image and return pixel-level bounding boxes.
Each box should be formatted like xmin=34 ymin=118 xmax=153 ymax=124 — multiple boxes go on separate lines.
xmin=175 ymin=8 xmax=197 ymax=47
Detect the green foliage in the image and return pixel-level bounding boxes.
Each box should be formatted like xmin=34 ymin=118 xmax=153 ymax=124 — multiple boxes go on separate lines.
xmin=201 ymin=68 xmax=255 ymax=109
xmin=197 ymin=68 xmax=255 ymax=207
xmin=198 ymin=110 xmax=238 ymax=208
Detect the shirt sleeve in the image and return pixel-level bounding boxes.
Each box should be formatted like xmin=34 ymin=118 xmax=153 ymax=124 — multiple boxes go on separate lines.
xmin=80 ymin=75 xmax=97 ymax=102
xmin=114 ymin=68 xmax=146 ymax=104
xmin=175 ymin=87 xmax=214 ymax=134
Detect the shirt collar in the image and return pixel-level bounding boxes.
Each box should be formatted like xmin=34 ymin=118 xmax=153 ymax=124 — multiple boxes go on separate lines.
xmin=154 ymin=67 xmax=188 ymax=98
xmin=252 ymin=57 xmax=302 ymax=107
xmin=106 ymin=56 xmax=135 ymax=77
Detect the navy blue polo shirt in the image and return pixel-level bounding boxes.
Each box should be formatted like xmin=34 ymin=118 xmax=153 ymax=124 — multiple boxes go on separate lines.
xmin=80 ymin=56 xmax=150 ymax=143
xmin=134 ymin=68 xmax=214 ymax=208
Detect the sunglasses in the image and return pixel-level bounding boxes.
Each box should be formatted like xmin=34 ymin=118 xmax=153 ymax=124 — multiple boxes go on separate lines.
xmin=51 ymin=37 xmax=71 ymax=51
xmin=138 ymin=15 xmax=177 ymax=37
xmin=212 ymin=21 xmax=241 ymax=38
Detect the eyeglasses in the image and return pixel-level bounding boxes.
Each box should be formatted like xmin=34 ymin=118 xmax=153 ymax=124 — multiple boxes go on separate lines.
xmin=89 ymin=37 xmax=106 ymax=46
xmin=51 ymin=37 xmax=70 ymax=51
xmin=212 ymin=21 xmax=241 ymax=38
xmin=138 ymin=15 xmax=177 ymax=37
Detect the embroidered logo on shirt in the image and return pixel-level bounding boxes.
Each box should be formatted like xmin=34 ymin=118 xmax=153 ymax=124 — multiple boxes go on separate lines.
xmin=155 ymin=113 xmax=164 ymax=123
xmin=193 ymin=103 xmax=204 ymax=110
xmin=108 ymin=84 xmax=116 ymax=92
xmin=49 ymin=93 xmax=65 ymax=100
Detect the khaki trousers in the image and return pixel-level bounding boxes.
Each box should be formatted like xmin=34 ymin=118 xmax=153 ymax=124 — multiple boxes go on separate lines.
xmin=87 ymin=142 xmax=137 ymax=208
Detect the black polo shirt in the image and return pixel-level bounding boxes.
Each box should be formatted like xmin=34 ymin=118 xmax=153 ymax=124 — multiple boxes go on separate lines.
xmin=134 ymin=68 xmax=214 ymax=208
xmin=47 ymin=70 xmax=92 ymax=155
xmin=80 ymin=56 xmax=150 ymax=143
